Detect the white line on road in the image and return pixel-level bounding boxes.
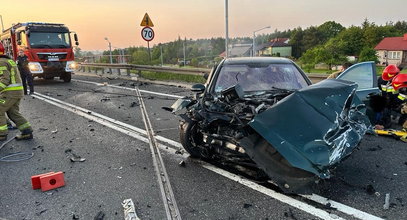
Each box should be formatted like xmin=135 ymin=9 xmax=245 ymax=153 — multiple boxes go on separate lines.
xmin=31 ymin=92 xmax=384 ymax=220
xmin=72 ymin=79 xmax=184 ymax=99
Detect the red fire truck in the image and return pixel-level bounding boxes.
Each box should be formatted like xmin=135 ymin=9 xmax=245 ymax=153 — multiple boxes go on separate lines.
xmin=0 ymin=22 xmax=79 ymax=82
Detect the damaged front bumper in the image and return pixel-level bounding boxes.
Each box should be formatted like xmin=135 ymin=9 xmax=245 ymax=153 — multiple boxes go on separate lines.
xmin=245 ymin=79 xmax=372 ymax=179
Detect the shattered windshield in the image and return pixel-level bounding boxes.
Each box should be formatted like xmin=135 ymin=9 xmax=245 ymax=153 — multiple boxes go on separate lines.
xmin=29 ymin=32 xmax=71 ymax=48
xmin=214 ymin=63 xmax=308 ymax=93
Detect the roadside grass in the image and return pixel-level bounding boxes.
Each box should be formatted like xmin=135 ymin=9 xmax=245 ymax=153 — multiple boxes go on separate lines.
xmin=132 ymin=70 xmax=206 ymax=83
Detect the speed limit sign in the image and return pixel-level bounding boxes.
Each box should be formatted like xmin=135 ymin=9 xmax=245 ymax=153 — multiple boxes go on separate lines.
xmin=141 ymin=26 xmax=154 ymax=41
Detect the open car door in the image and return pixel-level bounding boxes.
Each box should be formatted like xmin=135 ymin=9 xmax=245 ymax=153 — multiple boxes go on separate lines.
xmin=336 ymin=61 xmax=380 ymax=102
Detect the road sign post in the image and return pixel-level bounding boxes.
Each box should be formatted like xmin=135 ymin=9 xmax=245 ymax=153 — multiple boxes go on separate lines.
xmin=140 ymin=13 xmax=155 ymax=62
xmin=141 ymin=26 xmax=154 ymax=61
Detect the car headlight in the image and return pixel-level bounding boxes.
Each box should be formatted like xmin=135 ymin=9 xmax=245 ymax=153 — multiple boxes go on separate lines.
xmin=65 ymin=61 xmax=78 ymax=72
xmin=28 ymin=62 xmax=43 ymax=73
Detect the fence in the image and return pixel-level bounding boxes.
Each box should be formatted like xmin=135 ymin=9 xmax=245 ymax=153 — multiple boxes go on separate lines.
xmin=78 ymin=63 xmax=327 ymax=83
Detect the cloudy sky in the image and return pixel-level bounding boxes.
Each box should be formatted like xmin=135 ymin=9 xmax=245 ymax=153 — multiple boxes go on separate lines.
xmin=1 ymin=0 xmax=405 ymax=50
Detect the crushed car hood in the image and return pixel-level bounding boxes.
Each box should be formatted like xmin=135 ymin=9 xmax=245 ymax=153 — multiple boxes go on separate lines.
xmin=247 ymin=79 xmax=371 ymax=178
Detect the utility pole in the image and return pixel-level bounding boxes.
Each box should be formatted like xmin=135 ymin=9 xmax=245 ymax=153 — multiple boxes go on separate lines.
xmin=225 ymin=0 xmax=229 ymax=58
xmin=0 ymin=15 xmax=4 ymax=32
xmin=160 ymin=44 xmax=163 ymax=66
xmin=183 ymin=38 xmax=186 ymax=66
xmin=104 ymin=37 xmax=113 ymax=64
xmin=252 ymin=26 xmax=271 ymax=57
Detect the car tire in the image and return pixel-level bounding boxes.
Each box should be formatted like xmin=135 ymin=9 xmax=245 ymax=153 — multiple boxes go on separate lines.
xmin=62 ymin=73 xmax=71 ymax=82
xmin=179 ymin=119 xmax=204 ymax=158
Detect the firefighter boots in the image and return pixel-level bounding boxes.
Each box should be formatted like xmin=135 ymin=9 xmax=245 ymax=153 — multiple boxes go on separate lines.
xmin=0 ymin=134 xmax=7 ymax=141
xmin=16 ymin=129 xmax=33 ymax=141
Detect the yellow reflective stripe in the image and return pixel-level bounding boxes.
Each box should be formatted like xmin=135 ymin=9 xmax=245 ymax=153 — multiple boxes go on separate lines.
xmin=0 ymin=125 xmax=8 ymax=131
xmin=0 ymin=99 xmax=5 ymax=104
xmin=18 ymin=122 xmax=31 ymax=130
xmin=0 ymin=66 xmax=7 ymax=71
xmin=10 ymin=68 xmax=16 ymax=84
xmin=0 ymin=82 xmax=6 ymax=88
xmin=398 ymin=94 xmax=407 ymax=100
xmin=7 ymin=60 xmax=17 ymax=67
xmin=3 ymin=86 xmax=23 ymax=91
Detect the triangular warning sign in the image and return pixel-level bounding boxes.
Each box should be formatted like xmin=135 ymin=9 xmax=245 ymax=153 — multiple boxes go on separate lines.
xmin=140 ymin=13 xmax=154 ymax=27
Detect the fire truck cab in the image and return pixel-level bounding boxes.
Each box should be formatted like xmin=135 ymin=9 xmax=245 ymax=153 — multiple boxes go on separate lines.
xmin=0 ymin=22 xmax=79 ymax=82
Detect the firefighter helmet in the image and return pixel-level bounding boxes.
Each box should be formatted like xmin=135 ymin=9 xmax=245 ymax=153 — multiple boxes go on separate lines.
xmin=391 ymin=73 xmax=407 ymax=91
xmin=0 ymin=42 xmax=4 ymax=55
xmin=382 ymin=64 xmax=400 ymax=81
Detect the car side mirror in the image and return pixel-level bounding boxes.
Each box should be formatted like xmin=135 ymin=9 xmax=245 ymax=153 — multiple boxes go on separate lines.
xmin=191 ymin=84 xmax=205 ymax=93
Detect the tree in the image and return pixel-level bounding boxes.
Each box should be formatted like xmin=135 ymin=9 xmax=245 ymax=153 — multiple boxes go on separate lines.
xmin=318 ymin=21 xmax=345 ymax=43
xmin=335 ymin=26 xmax=364 ymax=56
xmin=359 ymin=47 xmax=378 ymax=62
xmin=132 ymin=50 xmax=150 ymax=65
xmin=74 ymin=47 xmax=82 ymax=57
xmin=289 ymin=27 xmax=304 ymax=58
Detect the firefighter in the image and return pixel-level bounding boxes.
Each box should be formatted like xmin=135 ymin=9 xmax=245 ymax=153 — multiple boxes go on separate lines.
xmin=16 ymin=49 xmax=34 ymax=95
xmin=391 ymin=73 xmax=407 ymax=131
xmin=0 ymin=42 xmax=33 ymax=141
xmin=372 ymin=65 xmax=402 ymax=128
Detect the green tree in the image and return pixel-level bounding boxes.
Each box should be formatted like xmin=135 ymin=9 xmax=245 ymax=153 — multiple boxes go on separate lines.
xmin=74 ymin=47 xmax=82 ymax=57
xmin=318 ymin=21 xmax=345 ymax=43
xmin=289 ymin=27 xmax=304 ymax=58
xmin=359 ymin=47 xmax=378 ymax=62
xmin=132 ymin=50 xmax=150 ymax=65
xmin=336 ymin=26 xmax=364 ymax=56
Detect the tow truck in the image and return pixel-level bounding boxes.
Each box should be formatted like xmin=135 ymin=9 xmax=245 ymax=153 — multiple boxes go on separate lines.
xmin=0 ymin=22 xmax=79 ymax=82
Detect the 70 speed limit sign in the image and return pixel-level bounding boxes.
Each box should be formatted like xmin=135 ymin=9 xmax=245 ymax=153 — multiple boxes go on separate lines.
xmin=141 ymin=26 xmax=154 ymax=41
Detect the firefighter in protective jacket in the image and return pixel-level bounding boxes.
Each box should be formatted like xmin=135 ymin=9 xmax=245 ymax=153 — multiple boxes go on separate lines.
xmin=0 ymin=42 xmax=33 ymax=141
xmin=391 ymin=73 xmax=407 ymax=131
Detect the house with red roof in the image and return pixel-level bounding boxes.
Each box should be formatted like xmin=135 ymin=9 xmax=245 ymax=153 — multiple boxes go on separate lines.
xmin=374 ymin=34 xmax=407 ymax=67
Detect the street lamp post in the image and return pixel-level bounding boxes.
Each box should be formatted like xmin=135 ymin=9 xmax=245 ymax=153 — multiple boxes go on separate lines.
xmin=225 ymin=0 xmax=229 ymax=58
xmin=104 ymin=37 xmax=113 ymax=64
xmin=252 ymin=26 xmax=271 ymax=57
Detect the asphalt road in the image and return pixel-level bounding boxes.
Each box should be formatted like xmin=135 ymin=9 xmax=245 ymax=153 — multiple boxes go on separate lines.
xmin=0 ymin=73 xmax=406 ymax=220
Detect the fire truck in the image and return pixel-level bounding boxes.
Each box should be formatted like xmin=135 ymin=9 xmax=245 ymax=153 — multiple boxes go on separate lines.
xmin=0 ymin=22 xmax=79 ymax=82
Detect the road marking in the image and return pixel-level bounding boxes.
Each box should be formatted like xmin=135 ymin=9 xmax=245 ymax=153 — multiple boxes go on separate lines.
xmin=72 ymin=79 xmax=184 ymax=99
xmin=135 ymin=87 xmax=182 ymax=220
xmin=200 ymin=163 xmax=343 ymax=220
xmin=31 ymin=92 xmax=384 ymax=220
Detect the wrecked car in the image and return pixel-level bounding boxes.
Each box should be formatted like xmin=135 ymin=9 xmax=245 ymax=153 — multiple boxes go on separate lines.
xmin=170 ymin=57 xmax=371 ymax=193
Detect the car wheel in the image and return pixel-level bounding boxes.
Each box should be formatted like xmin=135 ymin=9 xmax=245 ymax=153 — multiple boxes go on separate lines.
xmin=62 ymin=73 xmax=71 ymax=82
xmin=179 ymin=120 xmax=204 ymax=158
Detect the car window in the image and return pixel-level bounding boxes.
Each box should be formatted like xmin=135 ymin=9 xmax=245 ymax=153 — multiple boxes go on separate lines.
xmin=337 ymin=62 xmax=375 ymax=89
xmin=214 ymin=63 xmax=308 ymax=93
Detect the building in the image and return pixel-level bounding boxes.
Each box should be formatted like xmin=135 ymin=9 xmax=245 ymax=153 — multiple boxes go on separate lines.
xmin=374 ymin=34 xmax=407 ymax=67
xmin=219 ymin=44 xmax=253 ymax=58
xmin=258 ymin=38 xmax=292 ymax=57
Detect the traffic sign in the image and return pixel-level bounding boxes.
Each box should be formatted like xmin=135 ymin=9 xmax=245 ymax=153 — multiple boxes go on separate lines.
xmin=141 ymin=26 xmax=154 ymax=41
xmin=140 ymin=13 xmax=154 ymax=27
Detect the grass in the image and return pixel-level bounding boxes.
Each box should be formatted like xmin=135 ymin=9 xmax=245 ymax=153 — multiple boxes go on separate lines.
xmin=132 ymin=70 xmax=206 ymax=84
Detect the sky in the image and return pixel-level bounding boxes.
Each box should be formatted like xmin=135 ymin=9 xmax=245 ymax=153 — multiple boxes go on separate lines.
xmin=1 ymin=0 xmax=406 ymax=51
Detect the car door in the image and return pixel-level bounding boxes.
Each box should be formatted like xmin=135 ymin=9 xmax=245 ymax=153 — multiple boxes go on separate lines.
xmin=336 ymin=61 xmax=380 ymax=122
xmin=336 ymin=61 xmax=380 ymax=102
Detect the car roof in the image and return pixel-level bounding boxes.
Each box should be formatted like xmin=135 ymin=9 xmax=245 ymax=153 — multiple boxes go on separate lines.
xmin=223 ymin=57 xmax=294 ymax=65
